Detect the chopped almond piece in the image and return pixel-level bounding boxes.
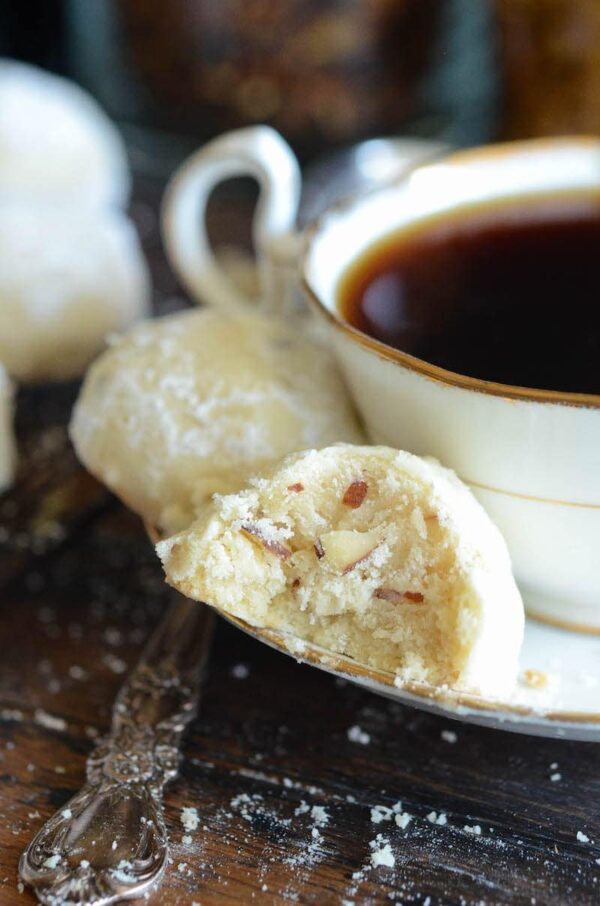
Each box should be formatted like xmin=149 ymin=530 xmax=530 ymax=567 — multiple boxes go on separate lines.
xmin=240 ymin=523 xmax=292 ymax=560
xmin=374 ymin=588 xmax=425 ymax=604
xmin=320 ymin=529 xmax=380 ymax=574
xmin=314 ymin=538 xmax=325 ymax=559
xmin=404 ymin=591 xmax=425 ymax=603
xmin=287 ymin=482 xmax=304 ymax=493
xmin=342 ymin=479 xmax=368 ymax=508
xmin=291 ymin=577 xmax=301 ymax=590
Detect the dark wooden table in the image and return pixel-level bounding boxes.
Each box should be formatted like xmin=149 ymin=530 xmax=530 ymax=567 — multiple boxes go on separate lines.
xmin=1 ymin=181 xmax=600 ymax=906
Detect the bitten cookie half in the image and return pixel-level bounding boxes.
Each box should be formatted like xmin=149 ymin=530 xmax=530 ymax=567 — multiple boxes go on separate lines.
xmin=70 ymin=310 xmax=364 ymax=534
xmin=157 ymin=445 xmax=524 ymax=697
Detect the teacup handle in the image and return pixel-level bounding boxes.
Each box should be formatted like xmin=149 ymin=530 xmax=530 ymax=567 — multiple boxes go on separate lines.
xmin=161 ymin=125 xmax=302 ymax=316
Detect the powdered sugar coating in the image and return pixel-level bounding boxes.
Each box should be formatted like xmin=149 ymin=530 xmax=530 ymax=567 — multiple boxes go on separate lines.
xmin=71 ymin=310 xmax=364 ymax=532
xmin=0 ymin=201 xmax=150 ymax=381
xmin=0 ymin=60 xmax=129 ymax=208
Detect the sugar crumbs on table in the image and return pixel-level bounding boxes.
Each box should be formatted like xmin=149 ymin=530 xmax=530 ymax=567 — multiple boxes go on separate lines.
xmin=104 ymin=627 xmax=123 ymax=646
xmin=369 ymin=834 xmax=395 ymax=868
xmin=110 ymin=860 xmax=137 ymax=884
xmin=371 ymin=805 xmax=393 ymax=824
xmin=0 ymin=709 xmax=23 ymax=722
xmin=464 ymin=824 xmax=482 ymax=835
xmin=550 ymin=772 xmax=562 ymax=782
xmin=347 ymin=725 xmax=370 ymax=745
xmin=180 ymin=806 xmax=200 ymax=832
xmin=68 ymin=665 xmax=87 ymax=680
xmin=310 ymin=805 xmax=329 ymax=826
xmin=395 ymin=811 xmax=412 ymax=829
xmin=441 ymin=729 xmax=457 ymax=744
xmin=34 ymin=709 xmax=66 ymax=731
xmin=42 ymin=854 xmax=61 ymax=869
xmin=231 ymin=663 xmax=250 ymax=679
xmin=103 ymin=653 xmax=127 ymax=675
xmin=577 ymin=831 xmax=590 ymax=843
xmin=61 ymin=809 xmax=72 ymax=819
xmin=427 ymin=811 xmax=447 ymax=826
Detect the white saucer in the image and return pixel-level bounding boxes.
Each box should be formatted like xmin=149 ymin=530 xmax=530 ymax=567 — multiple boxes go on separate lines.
xmin=221 ymin=612 xmax=600 ymax=742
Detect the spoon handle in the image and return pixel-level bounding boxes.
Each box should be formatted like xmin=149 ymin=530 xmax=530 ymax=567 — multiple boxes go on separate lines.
xmin=19 ymin=596 xmax=214 ymax=905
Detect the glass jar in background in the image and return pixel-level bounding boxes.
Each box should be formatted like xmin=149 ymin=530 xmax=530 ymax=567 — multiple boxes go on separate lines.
xmin=65 ymin=0 xmax=498 ymax=175
xmin=496 ymin=0 xmax=600 ymax=139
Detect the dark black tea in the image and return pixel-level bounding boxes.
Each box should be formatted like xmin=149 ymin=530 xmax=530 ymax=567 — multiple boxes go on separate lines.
xmin=338 ymin=196 xmax=600 ymax=394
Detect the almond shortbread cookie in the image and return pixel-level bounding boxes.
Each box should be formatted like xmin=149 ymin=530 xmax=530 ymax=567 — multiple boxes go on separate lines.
xmin=0 ymin=59 xmax=129 ymax=208
xmin=0 ymin=201 xmax=150 ymax=382
xmin=70 ymin=310 xmax=364 ymax=534
xmin=158 ymin=445 xmax=524 ymax=696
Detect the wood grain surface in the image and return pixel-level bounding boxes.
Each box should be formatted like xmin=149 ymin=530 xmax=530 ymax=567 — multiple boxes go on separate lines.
xmin=1 ymin=182 xmax=600 ymax=906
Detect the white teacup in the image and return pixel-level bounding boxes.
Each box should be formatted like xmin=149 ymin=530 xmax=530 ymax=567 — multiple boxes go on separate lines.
xmin=162 ymin=127 xmax=600 ymax=633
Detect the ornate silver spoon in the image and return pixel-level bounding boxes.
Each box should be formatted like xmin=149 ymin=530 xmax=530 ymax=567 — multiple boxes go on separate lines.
xmin=20 ymin=595 xmax=214 ymax=905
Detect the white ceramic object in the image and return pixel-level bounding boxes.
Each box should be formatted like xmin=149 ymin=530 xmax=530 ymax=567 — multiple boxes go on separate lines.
xmin=220 ymin=610 xmax=600 ymax=741
xmin=161 ymin=128 xmax=600 ymax=634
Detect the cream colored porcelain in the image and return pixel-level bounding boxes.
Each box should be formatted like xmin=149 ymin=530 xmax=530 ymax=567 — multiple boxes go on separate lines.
xmin=162 ymin=127 xmax=600 ymax=631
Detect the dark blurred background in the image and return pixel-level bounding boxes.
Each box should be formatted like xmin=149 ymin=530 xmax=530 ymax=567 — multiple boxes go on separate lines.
xmin=2 ymin=0 xmax=599 ymax=175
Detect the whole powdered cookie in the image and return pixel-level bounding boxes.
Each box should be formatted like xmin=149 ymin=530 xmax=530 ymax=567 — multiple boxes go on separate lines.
xmin=0 ymin=201 xmax=150 ymax=382
xmin=158 ymin=444 xmax=524 ymax=697
xmin=70 ymin=310 xmax=364 ymax=533
xmin=0 ymin=59 xmax=129 ymax=208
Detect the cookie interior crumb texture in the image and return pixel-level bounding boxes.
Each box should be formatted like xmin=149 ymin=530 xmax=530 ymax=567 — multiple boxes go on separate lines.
xmin=158 ymin=445 xmax=524 ymax=696
xmin=70 ymin=310 xmax=364 ymax=533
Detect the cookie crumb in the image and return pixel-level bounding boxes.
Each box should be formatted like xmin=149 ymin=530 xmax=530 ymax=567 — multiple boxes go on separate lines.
xmin=180 ymin=806 xmax=199 ymax=832
xmin=347 ymin=725 xmax=370 ymax=745
xmin=522 ymin=668 xmax=548 ymax=690
xmin=369 ymin=835 xmax=395 ymax=868
xmin=231 ymin=663 xmax=250 ymax=680
xmin=395 ymin=811 xmax=412 ymax=829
